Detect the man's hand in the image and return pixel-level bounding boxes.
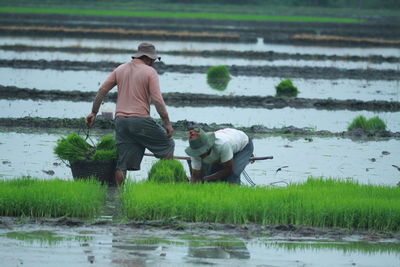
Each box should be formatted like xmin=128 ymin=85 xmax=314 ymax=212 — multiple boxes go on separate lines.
xmin=86 ymin=112 xmax=97 ymax=128
xmin=165 ymin=123 xmax=174 ymax=138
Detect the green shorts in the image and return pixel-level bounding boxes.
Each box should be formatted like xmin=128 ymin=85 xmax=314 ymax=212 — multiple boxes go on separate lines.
xmin=115 ymin=117 xmax=175 ymax=171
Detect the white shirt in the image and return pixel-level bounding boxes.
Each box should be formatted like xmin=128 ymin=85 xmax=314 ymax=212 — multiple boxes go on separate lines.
xmin=191 ymin=128 xmax=249 ymax=170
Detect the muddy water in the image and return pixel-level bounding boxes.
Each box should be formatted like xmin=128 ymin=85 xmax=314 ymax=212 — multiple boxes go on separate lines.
xmin=2 ymin=50 xmax=398 ymax=70
xmin=1 ymin=131 xmax=399 ymax=186
xmin=1 ymin=67 xmax=399 ymax=101
xmin=2 ymin=99 xmax=400 ymax=132
xmin=2 ymin=36 xmax=400 ymax=57
xmin=0 ymin=223 xmax=398 ymax=267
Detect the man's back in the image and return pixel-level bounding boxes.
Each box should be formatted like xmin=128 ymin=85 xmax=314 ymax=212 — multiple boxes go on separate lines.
xmin=102 ymin=59 xmax=165 ymax=118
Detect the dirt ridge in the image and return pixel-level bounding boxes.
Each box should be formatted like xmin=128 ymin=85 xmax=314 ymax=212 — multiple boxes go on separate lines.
xmin=1 ymin=117 xmax=398 ymax=139
xmin=2 ymin=44 xmax=399 ymax=63
xmin=2 ymin=85 xmax=400 ymax=112
xmin=1 ymin=59 xmax=399 ymax=80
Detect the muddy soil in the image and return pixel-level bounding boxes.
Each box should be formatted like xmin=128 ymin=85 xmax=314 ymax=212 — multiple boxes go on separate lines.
xmin=1 ymin=117 xmax=398 ymax=139
xmin=1 ymin=59 xmax=399 ymax=80
xmin=2 ymin=85 xmax=400 ymax=112
xmin=1 ymin=216 xmax=399 ymax=242
xmin=2 ymin=44 xmax=399 ymax=63
xmin=1 ymin=13 xmax=399 ymax=47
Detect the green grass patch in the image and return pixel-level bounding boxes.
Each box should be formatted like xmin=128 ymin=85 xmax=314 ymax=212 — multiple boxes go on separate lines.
xmin=0 ymin=178 xmax=107 ymax=218
xmin=2 ymin=230 xmax=93 ymax=246
xmin=0 ymin=7 xmax=364 ymax=23
xmin=275 ymin=79 xmax=299 ymax=97
xmin=148 ymin=159 xmax=188 ymax=183
xmin=121 ymin=177 xmax=400 ymax=231
xmin=207 ymin=65 xmax=231 ymax=91
xmin=348 ymin=115 xmax=387 ymax=131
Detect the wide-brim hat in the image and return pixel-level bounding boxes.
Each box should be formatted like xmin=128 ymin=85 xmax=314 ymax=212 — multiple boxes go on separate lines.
xmin=132 ymin=42 xmax=161 ymax=61
xmin=185 ymin=128 xmax=216 ymax=157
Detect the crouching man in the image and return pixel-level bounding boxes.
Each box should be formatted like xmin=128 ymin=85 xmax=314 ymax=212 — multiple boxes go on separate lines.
xmin=185 ymin=128 xmax=254 ymax=184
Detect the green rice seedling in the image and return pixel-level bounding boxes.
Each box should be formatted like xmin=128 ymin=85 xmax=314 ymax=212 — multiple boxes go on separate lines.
xmin=96 ymin=133 xmax=116 ymax=151
xmin=0 ymin=177 xmax=107 ymax=218
xmin=366 ymin=116 xmax=387 ymax=131
xmin=121 ymin=177 xmax=400 ymax=231
xmin=54 ymin=133 xmax=117 ymax=162
xmin=54 ymin=133 xmax=92 ymax=163
xmin=92 ymin=149 xmax=117 ymax=161
xmin=148 ymin=159 xmax=188 ymax=183
xmin=207 ymin=65 xmax=231 ymax=91
xmin=347 ymin=115 xmax=387 ymax=131
xmin=275 ymin=79 xmax=299 ymax=97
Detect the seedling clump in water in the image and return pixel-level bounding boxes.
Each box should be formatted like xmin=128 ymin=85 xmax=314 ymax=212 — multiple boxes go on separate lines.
xmin=207 ymin=65 xmax=231 ymax=91
xmin=275 ymin=79 xmax=299 ymax=97
xmin=348 ymin=115 xmax=387 ymax=131
xmin=148 ymin=159 xmax=188 ymax=183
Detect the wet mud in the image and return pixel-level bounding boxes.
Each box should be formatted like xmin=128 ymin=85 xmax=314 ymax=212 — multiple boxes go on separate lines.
xmin=1 ymin=59 xmax=399 ymax=80
xmin=1 ymin=13 xmax=399 ymax=47
xmin=2 ymin=85 xmax=400 ymax=112
xmin=1 ymin=216 xmax=399 ymax=242
xmin=1 ymin=117 xmax=399 ymax=139
xmin=2 ymin=44 xmax=399 ymax=63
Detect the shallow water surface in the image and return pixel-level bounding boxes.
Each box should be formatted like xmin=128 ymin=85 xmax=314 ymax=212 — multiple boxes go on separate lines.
xmin=0 ymin=131 xmax=399 ymax=186
xmin=1 ymin=36 xmax=400 ymax=57
xmin=2 ymin=67 xmax=399 ymax=101
xmin=0 ymin=224 xmax=398 ymax=267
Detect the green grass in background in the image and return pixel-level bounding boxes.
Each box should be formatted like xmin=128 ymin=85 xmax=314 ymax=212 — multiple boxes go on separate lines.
xmin=0 ymin=7 xmax=364 ymax=23
xmin=122 ymin=177 xmax=400 ymax=231
xmin=0 ymin=178 xmax=107 ymax=218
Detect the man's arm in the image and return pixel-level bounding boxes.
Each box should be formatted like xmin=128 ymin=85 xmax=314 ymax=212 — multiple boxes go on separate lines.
xmin=153 ymin=100 xmax=173 ymax=138
xmin=203 ymin=159 xmax=233 ymax=182
xmin=86 ymin=87 xmax=109 ymax=128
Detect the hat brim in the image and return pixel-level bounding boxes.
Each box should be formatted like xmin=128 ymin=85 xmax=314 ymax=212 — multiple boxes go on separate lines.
xmin=185 ymin=132 xmax=215 ymax=157
xmin=132 ymin=52 xmax=161 ymax=61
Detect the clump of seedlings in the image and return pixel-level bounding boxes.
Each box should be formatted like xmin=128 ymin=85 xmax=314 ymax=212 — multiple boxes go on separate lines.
xmin=207 ymin=65 xmax=231 ymax=91
xmin=54 ymin=133 xmax=117 ymax=163
xmin=348 ymin=115 xmax=387 ymax=131
xmin=0 ymin=177 xmax=106 ymax=218
xmin=122 ymin=177 xmax=400 ymax=231
xmin=148 ymin=159 xmax=188 ymax=183
xmin=275 ymin=79 xmax=299 ymax=97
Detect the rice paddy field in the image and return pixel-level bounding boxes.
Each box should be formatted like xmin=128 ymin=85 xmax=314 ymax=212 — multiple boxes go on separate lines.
xmin=0 ymin=0 xmax=400 ymax=265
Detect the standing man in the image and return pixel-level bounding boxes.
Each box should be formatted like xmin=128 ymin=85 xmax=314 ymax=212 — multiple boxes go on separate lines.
xmin=86 ymin=42 xmax=174 ymax=186
xmin=185 ymin=128 xmax=253 ymax=184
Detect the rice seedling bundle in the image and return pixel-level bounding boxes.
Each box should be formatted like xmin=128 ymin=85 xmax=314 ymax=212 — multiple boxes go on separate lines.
xmin=0 ymin=177 xmax=106 ymax=218
xmin=206 ymin=65 xmax=231 ymax=91
xmin=148 ymin=159 xmax=188 ymax=183
xmin=122 ymin=178 xmax=400 ymax=231
xmin=348 ymin=115 xmax=387 ymax=131
xmin=275 ymin=79 xmax=299 ymax=97
xmin=54 ymin=133 xmax=117 ymax=163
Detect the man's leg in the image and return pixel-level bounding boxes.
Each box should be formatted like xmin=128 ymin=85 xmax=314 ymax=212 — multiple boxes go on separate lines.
xmin=115 ymin=169 xmax=127 ymax=186
xmin=226 ymin=138 xmax=254 ymax=184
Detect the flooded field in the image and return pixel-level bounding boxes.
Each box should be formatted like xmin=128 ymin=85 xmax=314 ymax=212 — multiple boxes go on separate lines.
xmin=1 ymin=9 xmax=400 ymax=266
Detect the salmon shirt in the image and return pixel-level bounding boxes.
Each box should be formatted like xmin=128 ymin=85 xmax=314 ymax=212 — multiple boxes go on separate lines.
xmin=101 ymin=59 xmax=166 ymax=118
